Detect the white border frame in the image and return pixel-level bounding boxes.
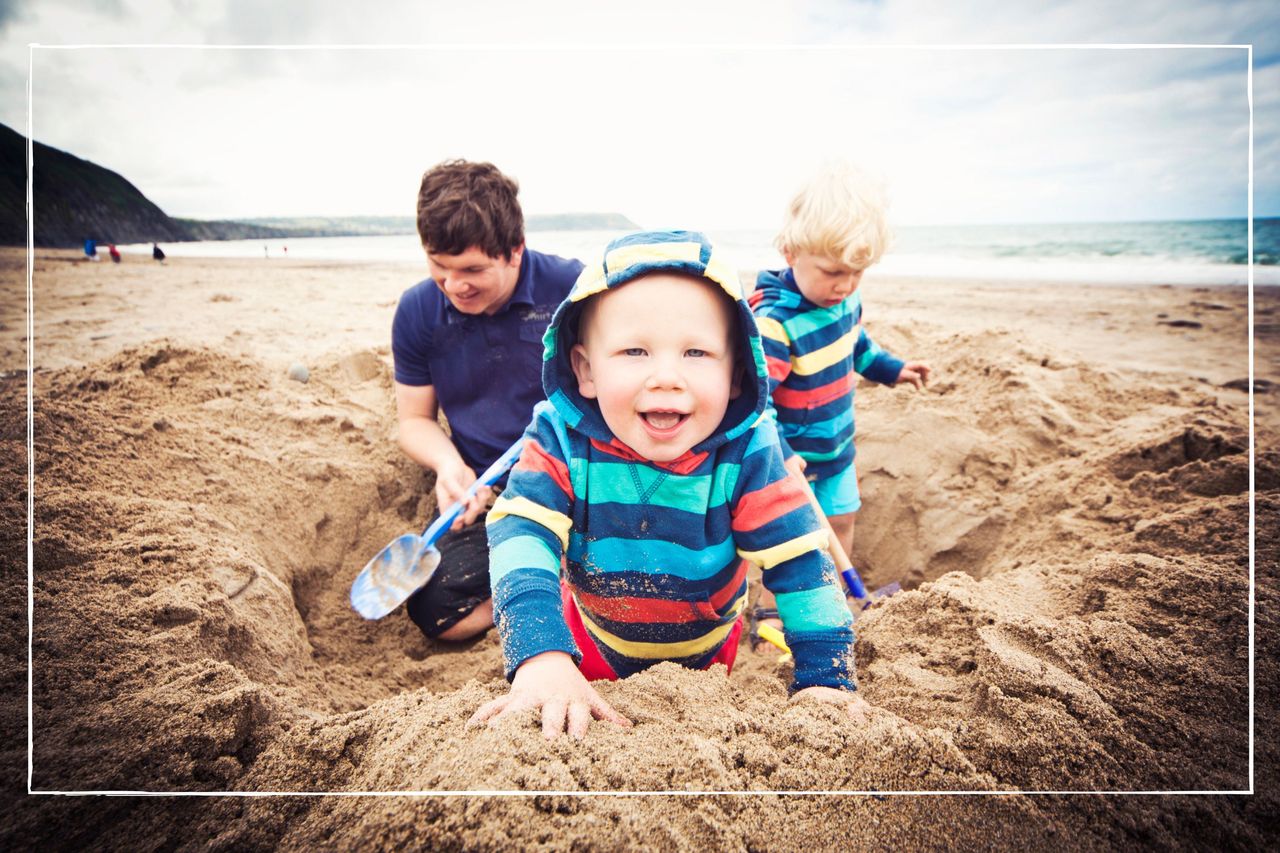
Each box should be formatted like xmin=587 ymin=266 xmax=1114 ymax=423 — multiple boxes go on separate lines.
xmin=22 ymin=41 xmax=1259 ymax=799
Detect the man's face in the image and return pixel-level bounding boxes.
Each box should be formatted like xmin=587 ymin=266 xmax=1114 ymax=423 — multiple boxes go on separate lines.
xmin=569 ymin=273 xmax=741 ymax=463
xmin=425 ymin=244 xmax=524 ymax=315
xmin=784 ymin=248 xmax=865 ymax=309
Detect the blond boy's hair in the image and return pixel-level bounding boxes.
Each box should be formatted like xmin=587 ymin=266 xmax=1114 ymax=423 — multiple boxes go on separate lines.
xmin=774 ymin=161 xmax=892 ymax=270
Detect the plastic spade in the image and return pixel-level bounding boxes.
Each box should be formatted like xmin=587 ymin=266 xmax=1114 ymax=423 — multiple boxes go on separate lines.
xmin=840 ymin=567 xmax=902 ymax=613
xmin=790 ymin=468 xmax=901 ymax=619
xmin=350 ymin=438 xmax=525 ymax=619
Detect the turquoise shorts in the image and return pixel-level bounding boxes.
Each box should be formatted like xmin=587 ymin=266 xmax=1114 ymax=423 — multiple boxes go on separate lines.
xmin=809 ymin=463 xmax=860 ymax=516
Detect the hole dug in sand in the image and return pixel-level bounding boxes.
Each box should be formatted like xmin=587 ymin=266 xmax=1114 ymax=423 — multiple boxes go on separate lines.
xmin=22 ymin=335 xmax=1262 ymax=818
xmin=28 ymin=343 xmax=504 ymax=791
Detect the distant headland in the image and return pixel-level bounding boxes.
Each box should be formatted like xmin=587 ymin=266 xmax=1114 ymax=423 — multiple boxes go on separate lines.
xmin=0 ymin=123 xmax=638 ymax=248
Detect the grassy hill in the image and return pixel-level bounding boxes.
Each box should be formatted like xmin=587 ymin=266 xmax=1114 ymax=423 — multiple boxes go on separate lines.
xmin=2 ymin=122 xmax=190 ymax=248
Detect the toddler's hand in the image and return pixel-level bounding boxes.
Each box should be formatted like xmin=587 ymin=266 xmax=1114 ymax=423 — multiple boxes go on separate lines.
xmin=789 ymin=685 xmax=872 ymax=724
xmin=895 ymin=361 xmax=932 ymax=390
xmin=467 ymin=651 xmax=632 ymax=740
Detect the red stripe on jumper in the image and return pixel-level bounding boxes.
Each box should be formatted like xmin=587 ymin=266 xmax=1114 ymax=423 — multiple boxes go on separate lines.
xmin=572 ymin=559 xmax=749 ymax=624
xmin=588 ymin=437 xmax=708 ymax=475
xmin=731 ymin=475 xmax=809 ymax=533
xmin=765 ymin=355 xmax=791 ymax=382
xmin=772 ymin=372 xmax=855 ymax=409
xmin=515 ymin=438 xmax=573 ymax=496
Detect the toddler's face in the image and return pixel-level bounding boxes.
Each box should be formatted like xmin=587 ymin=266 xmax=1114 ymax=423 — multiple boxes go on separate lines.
xmin=570 ymin=273 xmax=741 ymax=463
xmin=784 ymin=248 xmax=865 ymax=308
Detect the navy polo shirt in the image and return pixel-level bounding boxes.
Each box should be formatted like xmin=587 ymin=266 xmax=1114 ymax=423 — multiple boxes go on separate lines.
xmin=391 ymin=248 xmax=583 ymax=478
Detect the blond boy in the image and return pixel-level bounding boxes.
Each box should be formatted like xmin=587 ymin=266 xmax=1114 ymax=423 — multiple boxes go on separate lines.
xmin=749 ymin=163 xmax=930 ymax=644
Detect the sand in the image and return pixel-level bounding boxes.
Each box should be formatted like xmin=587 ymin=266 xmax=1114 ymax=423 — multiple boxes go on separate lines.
xmin=1 ymin=246 xmax=1276 ymax=849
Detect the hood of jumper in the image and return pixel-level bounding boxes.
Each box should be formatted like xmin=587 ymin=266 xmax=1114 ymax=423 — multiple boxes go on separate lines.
xmin=541 ymin=230 xmax=769 ymax=457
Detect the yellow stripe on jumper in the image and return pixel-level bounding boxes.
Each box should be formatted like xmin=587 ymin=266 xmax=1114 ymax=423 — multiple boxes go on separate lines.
xmin=569 ymin=265 xmax=610 ymax=302
xmin=737 ymin=528 xmax=831 ymax=569
xmin=604 ymin=241 xmax=702 ymax=276
xmin=487 ymin=495 xmax=572 ymax=550
xmin=790 ymin=328 xmax=856 ymax=376
xmin=755 ymin=316 xmax=789 ymax=345
xmin=702 ymin=254 xmax=744 ymax=300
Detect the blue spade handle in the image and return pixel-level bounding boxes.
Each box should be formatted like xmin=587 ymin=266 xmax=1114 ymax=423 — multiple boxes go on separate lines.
xmin=418 ymin=438 xmax=525 ymax=551
xmin=841 ymin=567 xmax=869 ymax=600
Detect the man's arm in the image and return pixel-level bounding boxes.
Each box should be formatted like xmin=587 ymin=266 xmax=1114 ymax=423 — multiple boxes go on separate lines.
xmin=394 ymin=381 xmax=490 ymax=528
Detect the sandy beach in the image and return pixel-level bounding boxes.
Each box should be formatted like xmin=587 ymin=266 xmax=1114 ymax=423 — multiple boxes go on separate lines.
xmin=1 ymin=245 xmax=1276 ymax=848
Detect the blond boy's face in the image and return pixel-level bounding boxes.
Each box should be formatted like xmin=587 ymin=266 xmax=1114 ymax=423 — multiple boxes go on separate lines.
xmin=784 ymin=248 xmax=865 ymax=308
xmin=569 ymin=273 xmax=741 ymax=463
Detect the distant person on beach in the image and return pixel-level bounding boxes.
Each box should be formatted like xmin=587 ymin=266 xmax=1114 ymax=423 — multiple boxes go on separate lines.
xmin=152 ymin=243 xmax=166 ymax=263
xmin=83 ymin=238 xmax=99 ymax=262
xmin=748 ymin=162 xmax=931 ymax=651
xmin=108 ymin=244 xmax=121 ymax=263
xmin=468 ymin=231 xmax=868 ymax=740
xmin=392 ymin=159 xmax=583 ymax=643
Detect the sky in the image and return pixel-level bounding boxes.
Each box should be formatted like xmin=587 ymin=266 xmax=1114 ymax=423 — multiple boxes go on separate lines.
xmin=1 ymin=0 xmax=1277 ymax=229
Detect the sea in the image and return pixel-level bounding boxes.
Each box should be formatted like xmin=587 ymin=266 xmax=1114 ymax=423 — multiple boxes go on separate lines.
xmin=120 ymin=218 xmax=1280 ymax=286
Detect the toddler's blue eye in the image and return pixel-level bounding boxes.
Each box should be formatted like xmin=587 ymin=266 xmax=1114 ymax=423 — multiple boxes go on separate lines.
xmin=623 ymin=347 xmax=646 ymax=357
xmin=686 ymin=349 xmax=708 ymax=358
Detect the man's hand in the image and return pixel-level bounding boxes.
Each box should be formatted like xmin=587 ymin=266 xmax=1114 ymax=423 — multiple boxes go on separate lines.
xmin=467 ymin=651 xmax=632 ymax=740
xmin=894 ymin=361 xmax=932 ymax=390
xmin=433 ymin=460 xmax=493 ymax=531
xmin=790 ymin=685 xmax=872 ymax=724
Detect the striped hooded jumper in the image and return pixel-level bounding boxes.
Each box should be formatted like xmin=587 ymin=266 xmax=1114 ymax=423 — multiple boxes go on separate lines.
xmin=486 ymin=231 xmax=856 ymax=692
xmin=750 ymin=268 xmax=905 ymax=482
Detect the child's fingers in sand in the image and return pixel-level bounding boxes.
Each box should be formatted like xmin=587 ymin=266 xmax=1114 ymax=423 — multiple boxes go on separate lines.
xmin=467 ymin=693 xmax=528 ymax=727
xmin=542 ymin=692 xmax=632 ymax=739
xmin=843 ymin=692 xmax=872 ymax=724
xmin=547 ymin=693 xmax=631 ymax=740
xmin=790 ymin=685 xmax=871 ymax=724
xmin=589 ymin=695 xmax=631 ymax=728
xmin=541 ymin=698 xmax=569 ymax=739
xmin=467 ymin=686 xmax=631 ymax=740
xmin=567 ymin=701 xmax=593 ymax=739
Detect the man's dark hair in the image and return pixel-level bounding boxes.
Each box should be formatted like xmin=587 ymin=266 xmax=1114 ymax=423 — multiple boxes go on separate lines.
xmin=416 ymin=160 xmax=525 ymax=260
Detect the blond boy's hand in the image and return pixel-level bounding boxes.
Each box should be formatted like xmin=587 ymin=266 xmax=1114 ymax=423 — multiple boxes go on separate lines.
xmin=467 ymin=651 xmax=632 ymax=740
xmin=894 ymin=361 xmax=932 ymax=390
xmin=789 ymin=685 xmax=872 ymax=724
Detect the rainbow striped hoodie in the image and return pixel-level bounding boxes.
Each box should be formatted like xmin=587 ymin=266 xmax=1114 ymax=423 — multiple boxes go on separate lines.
xmin=751 ymin=268 xmax=904 ymax=481
xmin=486 ymin=231 xmax=856 ymax=692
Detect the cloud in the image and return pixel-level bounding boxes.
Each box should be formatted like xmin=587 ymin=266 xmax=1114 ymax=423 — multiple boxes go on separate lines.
xmin=4 ymin=1 xmax=1273 ymax=223
xmin=0 ymin=0 xmax=32 ymax=33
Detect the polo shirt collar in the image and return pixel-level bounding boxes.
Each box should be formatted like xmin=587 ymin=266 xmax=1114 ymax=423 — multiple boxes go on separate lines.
xmin=504 ymin=251 xmax=536 ymax=310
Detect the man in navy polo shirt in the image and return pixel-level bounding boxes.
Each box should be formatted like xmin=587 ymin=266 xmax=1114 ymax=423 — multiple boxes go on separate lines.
xmin=392 ymin=160 xmax=583 ymax=642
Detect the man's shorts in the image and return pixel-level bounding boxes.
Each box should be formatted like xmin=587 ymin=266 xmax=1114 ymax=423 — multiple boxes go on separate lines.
xmin=405 ymin=515 xmax=491 ymax=639
xmin=561 ymin=581 xmax=744 ymax=681
xmin=810 ymin=462 xmax=861 ymax=516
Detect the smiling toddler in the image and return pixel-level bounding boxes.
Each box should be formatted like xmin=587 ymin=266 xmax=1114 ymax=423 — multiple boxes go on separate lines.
xmin=469 ymin=230 xmax=867 ymax=739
